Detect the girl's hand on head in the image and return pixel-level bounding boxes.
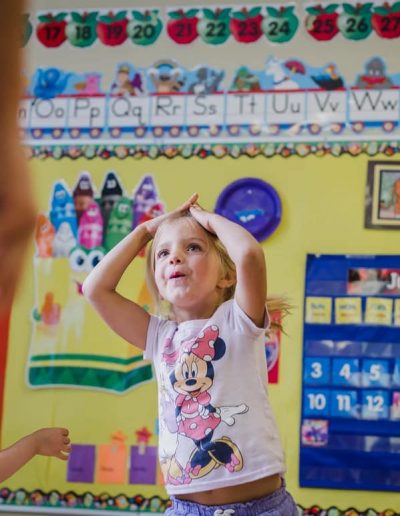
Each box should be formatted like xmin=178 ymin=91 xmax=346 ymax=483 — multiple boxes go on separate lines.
xmin=179 ymin=193 xmax=198 ymax=212
xmin=144 ymin=193 xmax=199 ymax=237
xmin=189 ymin=203 xmax=215 ymax=233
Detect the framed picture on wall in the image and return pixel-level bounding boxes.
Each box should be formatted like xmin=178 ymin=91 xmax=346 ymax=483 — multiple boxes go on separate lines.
xmin=365 ymin=160 xmax=400 ymax=229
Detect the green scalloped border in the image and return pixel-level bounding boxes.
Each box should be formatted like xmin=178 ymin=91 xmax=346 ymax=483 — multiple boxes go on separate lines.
xmin=0 ymin=487 xmax=396 ymax=514
xmin=23 ymin=140 xmax=400 ymax=160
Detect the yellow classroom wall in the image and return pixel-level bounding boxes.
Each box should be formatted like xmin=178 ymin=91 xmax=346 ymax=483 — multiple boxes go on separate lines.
xmin=2 ymin=153 xmax=399 ymax=511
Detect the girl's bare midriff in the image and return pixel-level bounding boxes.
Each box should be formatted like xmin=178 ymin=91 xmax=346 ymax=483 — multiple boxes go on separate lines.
xmin=176 ymin=473 xmax=282 ymax=506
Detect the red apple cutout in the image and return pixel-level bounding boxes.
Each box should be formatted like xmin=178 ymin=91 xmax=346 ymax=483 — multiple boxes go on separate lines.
xmin=167 ymin=9 xmax=199 ymax=44
xmin=305 ymin=4 xmax=339 ymax=41
xmin=36 ymin=12 xmax=67 ymax=48
xmin=97 ymin=10 xmax=128 ymax=46
xmin=230 ymin=7 xmax=263 ymax=43
xmin=372 ymin=2 xmax=400 ymax=39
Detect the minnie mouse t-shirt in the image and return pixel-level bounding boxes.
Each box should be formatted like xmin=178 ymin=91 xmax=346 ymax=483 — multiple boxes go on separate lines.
xmin=144 ymin=299 xmax=285 ymax=495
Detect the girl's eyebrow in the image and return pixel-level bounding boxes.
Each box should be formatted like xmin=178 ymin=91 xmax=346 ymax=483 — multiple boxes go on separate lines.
xmin=156 ymin=236 xmax=207 ymax=249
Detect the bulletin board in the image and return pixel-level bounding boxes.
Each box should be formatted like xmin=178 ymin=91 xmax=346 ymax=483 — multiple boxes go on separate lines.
xmin=1 ymin=0 xmax=400 ymax=514
xmin=301 ymin=254 xmax=400 ymax=492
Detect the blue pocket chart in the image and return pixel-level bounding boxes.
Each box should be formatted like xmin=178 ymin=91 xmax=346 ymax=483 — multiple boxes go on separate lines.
xmin=300 ymin=254 xmax=400 ymax=492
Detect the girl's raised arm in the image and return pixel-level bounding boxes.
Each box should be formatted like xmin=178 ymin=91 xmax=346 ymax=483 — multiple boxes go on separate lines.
xmin=83 ymin=194 xmax=198 ymax=350
xmin=190 ymin=204 xmax=266 ymax=328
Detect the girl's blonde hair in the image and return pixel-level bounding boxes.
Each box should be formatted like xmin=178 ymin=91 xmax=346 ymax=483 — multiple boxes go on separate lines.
xmin=145 ymin=211 xmax=290 ymax=331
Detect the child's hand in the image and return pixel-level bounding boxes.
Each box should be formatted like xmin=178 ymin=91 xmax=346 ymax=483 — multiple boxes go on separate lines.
xmin=189 ymin=203 xmax=216 ymax=233
xmin=33 ymin=428 xmax=71 ymax=461
xmin=145 ymin=193 xmax=198 ymax=237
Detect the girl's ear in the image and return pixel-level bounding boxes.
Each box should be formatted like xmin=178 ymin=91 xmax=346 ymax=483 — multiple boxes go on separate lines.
xmin=217 ymin=277 xmax=235 ymax=289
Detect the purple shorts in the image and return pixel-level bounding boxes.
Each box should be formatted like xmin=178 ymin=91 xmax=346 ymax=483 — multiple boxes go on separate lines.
xmin=165 ymin=480 xmax=297 ymax=516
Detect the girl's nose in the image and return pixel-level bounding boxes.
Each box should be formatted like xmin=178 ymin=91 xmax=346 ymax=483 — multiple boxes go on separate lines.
xmin=169 ymin=254 xmax=182 ymax=264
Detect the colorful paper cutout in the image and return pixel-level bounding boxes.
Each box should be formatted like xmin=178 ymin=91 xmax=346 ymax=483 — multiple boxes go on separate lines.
xmin=97 ymin=11 xmax=128 ymax=46
xmin=96 ymin=432 xmax=127 ymax=484
xmin=67 ymin=444 xmax=96 ymax=483
xmin=128 ymin=10 xmax=163 ymax=46
xmin=66 ymin=12 xmax=98 ymax=48
xmin=36 ymin=13 xmax=67 ymax=48
xmin=129 ymin=446 xmax=157 ymax=485
xmin=305 ymin=4 xmax=339 ymax=41
xmin=167 ymin=9 xmax=199 ymax=44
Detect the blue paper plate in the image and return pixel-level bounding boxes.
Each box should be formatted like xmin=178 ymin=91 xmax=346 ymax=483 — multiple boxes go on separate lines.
xmin=214 ymin=178 xmax=282 ymax=241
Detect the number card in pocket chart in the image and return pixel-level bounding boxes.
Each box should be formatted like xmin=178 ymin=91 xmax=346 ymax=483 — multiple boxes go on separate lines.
xmin=300 ymin=254 xmax=400 ymax=492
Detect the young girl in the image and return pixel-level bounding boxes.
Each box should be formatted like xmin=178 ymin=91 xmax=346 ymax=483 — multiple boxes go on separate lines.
xmin=83 ymin=194 xmax=296 ymax=515
xmin=0 ymin=427 xmax=71 ymax=482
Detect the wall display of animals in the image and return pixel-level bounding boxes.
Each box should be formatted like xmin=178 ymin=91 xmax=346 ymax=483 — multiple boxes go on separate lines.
xmin=21 ymin=56 xmax=400 ymax=143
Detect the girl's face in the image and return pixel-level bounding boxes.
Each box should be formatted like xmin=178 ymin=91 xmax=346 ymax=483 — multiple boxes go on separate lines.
xmin=153 ymin=218 xmax=224 ymax=321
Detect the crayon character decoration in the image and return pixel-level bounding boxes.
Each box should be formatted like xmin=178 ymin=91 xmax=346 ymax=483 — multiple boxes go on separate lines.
xmin=99 ymin=171 xmax=123 ymax=228
xmin=132 ymin=175 xmax=164 ymax=256
xmin=104 ymin=197 xmax=133 ymax=251
xmin=34 ymin=213 xmax=55 ymax=258
xmin=49 ymin=182 xmax=78 ymax=238
xmin=53 ymin=222 xmax=77 ymax=257
xmin=132 ymin=175 xmax=162 ymax=227
xmin=69 ymin=245 xmax=106 ymax=295
xmin=78 ymin=200 xmax=103 ymax=250
xmin=73 ymin=172 xmax=94 ymax=223
xmin=163 ymin=326 xmax=248 ymax=484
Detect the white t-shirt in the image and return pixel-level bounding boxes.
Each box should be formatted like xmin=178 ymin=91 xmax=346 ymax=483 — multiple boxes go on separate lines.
xmin=144 ymin=299 xmax=285 ymax=495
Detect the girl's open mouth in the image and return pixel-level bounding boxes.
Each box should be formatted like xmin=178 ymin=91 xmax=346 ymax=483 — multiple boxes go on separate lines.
xmin=170 ymin=271 xmax=185 ymax=279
